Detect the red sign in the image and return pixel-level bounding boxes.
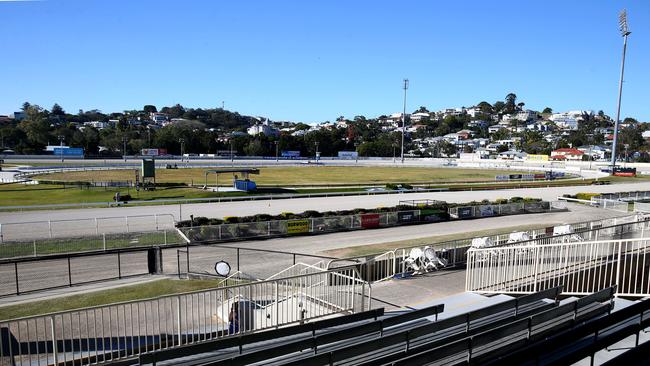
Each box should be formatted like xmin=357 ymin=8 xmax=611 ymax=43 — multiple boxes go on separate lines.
xmin=361 ymin=214 xmax=381 ymax=228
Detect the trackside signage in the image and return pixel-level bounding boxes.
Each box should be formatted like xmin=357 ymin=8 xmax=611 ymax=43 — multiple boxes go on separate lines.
xmin=397 ymin=211 xmax=418 ymax=223
xmin=287 ymin=219 xmax=310 ymax=234
xmin=361 ymin=213 xmax=381 ymax=228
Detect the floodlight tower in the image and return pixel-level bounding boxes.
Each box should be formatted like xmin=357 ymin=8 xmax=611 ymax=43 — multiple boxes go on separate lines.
xmin=401 ymin=79 xmax=409 ymax=163
xmin=611 ymin=9 xmax=631 ymax=172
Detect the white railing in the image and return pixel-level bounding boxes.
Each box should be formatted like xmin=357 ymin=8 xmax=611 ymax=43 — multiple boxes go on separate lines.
xmin=634 ymin=202 xmax=650 ymax=213
xmin=0 ymin=267 xmax=369 ymax=366
xmin=590 ymin=197 xmax=629 ymax=213
xmin=0 ymin=214 xmax=176 ymax=242
xmin=466 ymin=238 xmax=650 ymax=297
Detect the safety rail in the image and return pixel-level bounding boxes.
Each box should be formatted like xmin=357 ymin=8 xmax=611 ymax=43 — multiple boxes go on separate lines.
xmin=0 ymin=266 xmax=369 ymax=366
xmin=466 ymin=238 xmax=650 ymax=297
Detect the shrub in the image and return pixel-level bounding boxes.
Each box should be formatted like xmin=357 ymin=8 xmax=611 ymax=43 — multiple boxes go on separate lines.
xmin=508 ymin=197 xmax=524 ymax=203
xmin=576 ymin=192 xmax=600 ymax=201
xmin=224 ymin=216 xmax=239 ymax=224
xmin=301 ymin=210 xmax=322 ymax=218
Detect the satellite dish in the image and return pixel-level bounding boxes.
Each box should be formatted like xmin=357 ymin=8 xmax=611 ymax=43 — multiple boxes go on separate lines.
xmin=214 ymin=261 xmax=231 ymax=277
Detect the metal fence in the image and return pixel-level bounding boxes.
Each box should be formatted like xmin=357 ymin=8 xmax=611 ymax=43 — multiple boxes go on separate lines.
xmin=448 ymin=201 xmax=565 ymax=219
xmin=0 ymin=267 xmax=369 ymax=366
xmin=0 ymin=249 xmax=154 ymax=296
xmin=598 ymin=190 xmax=650 ymax=202
xmin=0 ymin=230 xmax=183 ymax=260
xmin=590 ymin=197 xmax=629 ymax=213
xmin=331 ymin=214 xmax=649 ymax=284
xmin=634 ymin=202 xmax=650 ymax=213
xmin=0 ymin=214 xmax=176 ymax=243
xmin=466 ymin=238 xmax=650 ymax=297
xmin=180 ymin=210 xmax=425 ymax=242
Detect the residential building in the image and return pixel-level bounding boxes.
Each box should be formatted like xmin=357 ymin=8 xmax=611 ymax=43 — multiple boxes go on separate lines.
xmin=150 ymin=112 xmax=169 ymax=124
xmin=410 ymin=112 xmax=431 ymax=123
xmin=11 ymin=112 xmax=26 ymax=121
xmin=516 ymin=110 xmax=538 ymax=122
xmin=551 ymin=148 xmax=584 ymax=161
xmin=247 ymin=119 xmax=279 ymax=137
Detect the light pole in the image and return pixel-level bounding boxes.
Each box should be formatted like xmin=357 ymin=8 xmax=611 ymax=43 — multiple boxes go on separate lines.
xmin=179 ymin=138 xmax=185 ymax=162
xmin=354 ymin=142 xmax=359 ymax=163
xmin=392 ymin=142 xmax=397 ymax=163
xmin=58 ymin=135 xmax=64 ymax=162
xmin=274 ymin=141 xmax=279 ymax=162
xmin=122 ymin=136 xmax=127 ymax=162
xmin=401 ymin=79 xmax=409 ymax=163
xmin=315 ymin=142 xmax=320 ymax=162
xmin=230 ymin=141 xmax=234 ymax=164
xmin=611 ymin=9 xmax=631 ymax=173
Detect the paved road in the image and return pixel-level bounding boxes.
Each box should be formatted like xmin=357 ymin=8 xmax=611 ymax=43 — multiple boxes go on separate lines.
xmin=2 ymin=181 xmax=649 ymax=224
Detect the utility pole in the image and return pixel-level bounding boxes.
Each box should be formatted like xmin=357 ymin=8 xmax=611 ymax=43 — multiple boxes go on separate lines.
xmin=58 ymin=135 xmax=65 ymax=162
xmin=315 ymin=142 xmax=320 ymax=163
xmin=401 ymin=79 xmax=409 ymax=163
xmin=354 ymin=142 xmax=359 ymax=163
xmin=274 ymin=140 xmax=279 ymax=162
xmin=611 ymin=9 xmax=631 ymax=173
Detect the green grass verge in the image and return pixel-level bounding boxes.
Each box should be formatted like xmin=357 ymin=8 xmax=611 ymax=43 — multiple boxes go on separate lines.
xmin=0 ymin=278 xmax=224 ymax=321
xmin=0 ymin=231 xmax=185 ymax=258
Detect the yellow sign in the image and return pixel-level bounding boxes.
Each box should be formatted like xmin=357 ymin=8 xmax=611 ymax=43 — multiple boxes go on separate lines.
xmin=287 ymin=219 xmax=310 ymax=234
xmin=526 ymin=154 xmax=549 ymax=161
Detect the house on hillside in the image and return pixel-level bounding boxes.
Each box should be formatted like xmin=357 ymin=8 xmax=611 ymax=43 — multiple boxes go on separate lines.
xmin=551 ymin=148 xmax=584 ymax=161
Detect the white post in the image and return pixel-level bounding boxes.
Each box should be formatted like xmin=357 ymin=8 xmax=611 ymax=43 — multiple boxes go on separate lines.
xmin=48 ymin=220 xmax=53 ymax=239
xmin=176 ymin=296 xmax=182 ymax=346
xmin=33 ymin=240 xmax=36 ymax=256
xmin=125 ymin=216 xmax=129 ymax=233
xmin=103 ymin=233 xmax=106 ymax=251
xmin=51 ymin=316 xmax=58 ymax=364
xmin=164 ymin=230 xmax=168 ymax=245
xmin=0 ymin=223 xmax=3 ymax=243
xmin=95 ymin=218 xmax=99 ymax=235
xmin=155 ymin=214 xmax=159 ymax=231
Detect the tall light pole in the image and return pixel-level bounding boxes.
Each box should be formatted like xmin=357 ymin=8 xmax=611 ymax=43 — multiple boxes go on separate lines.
xmin=611 ymin=9 xmax=631 ymax=173
xmin=122 ymin=136 xmax=127 ymax=162
xmin=58 ymin=135 xmax=65 ymax=162
xmin=179 ymin=138 xmax=185 ymax=162
xmin=401 ymin=79 xmax=409 ymax=163
xmin=274 ymin=140 xmax=279 ymax=162
xmin=315 ymin=141 xmax=320 ymax=162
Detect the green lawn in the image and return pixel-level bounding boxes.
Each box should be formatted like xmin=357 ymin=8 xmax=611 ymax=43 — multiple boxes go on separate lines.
xmin=35 ymin=166 xmax=534 ymax=186
xmin=0 ymin=278 xmax=226 ymax=321
xmin=0 ymin=230 xmax=185 ymax=258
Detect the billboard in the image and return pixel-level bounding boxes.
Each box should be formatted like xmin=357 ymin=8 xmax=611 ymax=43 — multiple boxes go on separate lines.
xmin=141 ymin=148 xmax=168 ymax=156
xmin=338 ymin=151 xmax=359 ymax=159
xmin=361 ymin=213 xmax=381 ymax=228
xmin=509 ymin=174 xmax=522 ymax=180
xmin=478 ymin=205 xmax=495 ymax=217
xmin=527 ymin=154 xmax=549 ymax=161
xmin=287 ymin=219 xmax=310 ymax=234
xmin=397 ymin=211 xmax=418 ymax=223
xmin=52 ymin=147 xmax=84 ymax=156
xmin=420 ymin=209 xmax=445 ymax=222
xmin=495 ymin=175 xmax=509 ymax=181
xmin=281 ymin=150 xmax=301 ymax=158
xmin=457 ymin=207 xmax=474 ymax=219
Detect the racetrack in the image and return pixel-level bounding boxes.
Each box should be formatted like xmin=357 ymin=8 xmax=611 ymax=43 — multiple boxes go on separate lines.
xmin=1 ymin=181 xmax=648 ymax=224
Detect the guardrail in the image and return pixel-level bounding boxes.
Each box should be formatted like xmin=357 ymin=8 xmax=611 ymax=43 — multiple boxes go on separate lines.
xmin=0 ymin=266 xmax=369 ymax=366
xmin=466 ymin=238 xmax=650 ymax=297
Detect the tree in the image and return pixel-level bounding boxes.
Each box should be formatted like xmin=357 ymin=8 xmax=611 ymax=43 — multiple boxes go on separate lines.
xmin=496 ymin=144 xmax=509 ymax=153
xmin=477 ymin=101 xmax=493 ymax=113
xmin=51 ymin=103 xmax=65 ymax=116
xmin=542 ymin=107 xmax=553 ymax=114
xmin=143 ymin=105 xmax=157 ymax=114
xmin=440 ymin=141 xmax=457 ymax=157
xmin=493 ymin=101 xmax=505 ymax=113
xmin=517 ymin=102 xmax=525 ymax=111
xmin=414 ymin=106 xmax=429 ymax=114
xmin=504 ymin=93 xmax=517 ymax=114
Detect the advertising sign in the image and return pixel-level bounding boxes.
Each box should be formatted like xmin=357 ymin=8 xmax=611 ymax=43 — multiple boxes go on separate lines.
xmin=287 ymin=219 xmax=310 ymax=234
xmin=522 ymin=174 xmax=535 ymax=181
xmin=495 ymin=175 xmax=509 ymax=181
xmin=527 ymin=154 xmax=549 ymax=161
xmin=281 ymin=150 xmax=301 ymax=158
xmin=361 ymin=213 xmax=381 ymax=228
xmin=457 ymin=207 xmax=473 ymax=219
xmin=338 ymin=151 xmax=359 ymax=159
xmin=478 ymin=205 xmax=495 ymax=217
xmin=509 ymin=174 xmax=522 ymax=180
xmin=534 ymin=173 xmax=546 ymax=180
xmin=141 ymin=148 xmax=159 ymax=156
xmin=397 ymin=211 xmax=418 ymax=223
xmin=52 ymin=147 xmax=84 ymax=156
xmin=420 ymin=209 xmax=444 ymax=222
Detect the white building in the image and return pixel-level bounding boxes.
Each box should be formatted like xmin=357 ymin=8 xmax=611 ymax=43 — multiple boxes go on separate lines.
xmin=83 ymin=121 xmax=109 ymax=129
xmin=247 ymin=119 xmax=279 ymax=137
xmin=515 ymin=110 xmax=537 ymax=122
xmin=410 ymin=112 xmax=431 ymax=123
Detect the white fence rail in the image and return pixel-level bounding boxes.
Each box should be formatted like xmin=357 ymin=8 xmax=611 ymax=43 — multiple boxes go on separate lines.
xmin=590 ymin=198 xmax=629 ymax=213
xmin=466 ymin=238 xmax=650 ymax=297
xmin=0 ymin=214 xmax=176 ymax=242
xmin=0 ymin=267 xmax=369 ymax=366
xmin=634 ymin=202 xmax=650 ymax=213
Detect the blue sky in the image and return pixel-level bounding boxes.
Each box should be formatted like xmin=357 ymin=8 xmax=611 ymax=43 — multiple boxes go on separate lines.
xmin=1 ymin=0 xmax=648 ymax=123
